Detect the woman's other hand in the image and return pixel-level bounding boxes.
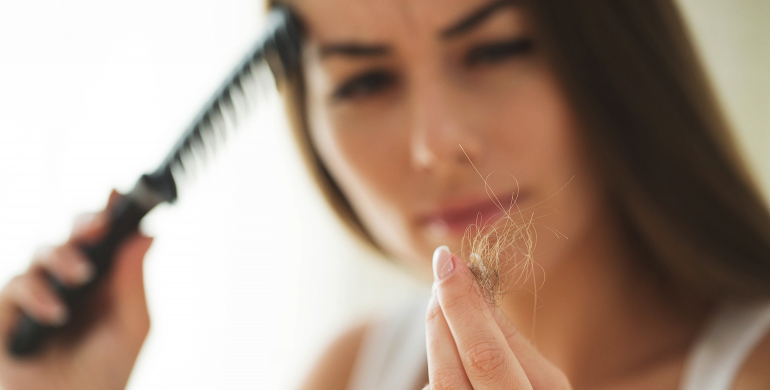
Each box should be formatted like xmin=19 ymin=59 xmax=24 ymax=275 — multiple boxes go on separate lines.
xmin=0 ymin=190 xmax=153 ymax=390
xmin=424 ymin=246 xmax=572 ymax=390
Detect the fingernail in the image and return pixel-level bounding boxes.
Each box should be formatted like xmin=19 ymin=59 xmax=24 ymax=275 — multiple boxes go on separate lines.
xmin=73 ymin=213 xmax=96 ymax=231
xmin=47 ymin=301 xmax=68 ymax=326
xmin=432 ymin=245 xmax=454 ymax=281
xmin=73 ymin=258 xmax=95 ymax=284
xmin=73 ymin=212 xmax=105 ymax=236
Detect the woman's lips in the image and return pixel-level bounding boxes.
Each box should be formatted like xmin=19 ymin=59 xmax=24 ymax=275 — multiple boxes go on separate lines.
xmin=421 ymin=192 xmax=526 ymax=236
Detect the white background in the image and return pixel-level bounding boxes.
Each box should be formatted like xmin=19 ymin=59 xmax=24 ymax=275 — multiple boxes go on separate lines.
xmin=0 ymin=0 xmax=767 ymax=389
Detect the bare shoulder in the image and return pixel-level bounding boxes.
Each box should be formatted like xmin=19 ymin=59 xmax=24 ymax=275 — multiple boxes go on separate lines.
xmin=298 ymin=321 xmax=371 ymax=390
xmin=733 ymin=328 xmax=770 ymax=390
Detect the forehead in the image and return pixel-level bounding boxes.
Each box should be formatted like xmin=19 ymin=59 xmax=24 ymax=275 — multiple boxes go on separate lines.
xmin=293 ymin=0 xmax=501 ymax=42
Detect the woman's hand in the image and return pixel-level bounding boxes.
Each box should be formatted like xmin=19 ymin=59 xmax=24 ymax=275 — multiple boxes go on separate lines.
xmin=0 ymin=190 xmax=153 ymax=390
xmin=424 ymin=246 xmax=572 ymax=390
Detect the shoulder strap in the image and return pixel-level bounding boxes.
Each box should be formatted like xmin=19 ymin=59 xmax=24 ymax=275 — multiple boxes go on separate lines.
xmin=347 ymin=292 xmax=431 ymax=390
xmin=680 ymin=300 xmax=770 ymax=390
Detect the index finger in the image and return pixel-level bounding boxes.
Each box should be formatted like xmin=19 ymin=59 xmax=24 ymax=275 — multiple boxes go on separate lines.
xmin=68 ymin=189 xmax=121 ymax=244
xmin=432 ymin=246 xmax=531 ymax=390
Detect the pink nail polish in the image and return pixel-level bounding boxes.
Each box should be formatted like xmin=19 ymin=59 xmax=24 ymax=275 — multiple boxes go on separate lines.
xmin=73 ymin=213 xmax=96 ymax=231
xmin=45 ymin=300 xmax=68 ymax=326
xmin=432 ymin=246 xmax=454 ymax=281
xmin=73 ymin=259 xmax=95 ymax=284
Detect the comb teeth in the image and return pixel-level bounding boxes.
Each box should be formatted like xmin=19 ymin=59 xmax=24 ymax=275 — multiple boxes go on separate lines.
xmin=151 ymin=7 xmax=302 ymax=200
xmin=168 ymin=71 xmax=261 ymax=182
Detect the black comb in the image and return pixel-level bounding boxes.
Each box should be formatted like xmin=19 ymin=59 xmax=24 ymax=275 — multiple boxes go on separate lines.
xmin=7 ymin=6 xmax=304 ymax=357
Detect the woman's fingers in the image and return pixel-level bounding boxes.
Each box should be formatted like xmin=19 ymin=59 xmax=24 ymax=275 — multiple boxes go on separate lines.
xmin=431 ymin=246 xmax=532 ymax=390
xmin=70 ymin=211 xmax=109 ymax=245
xmin=3 ymin=273 xmax=68 ymax=327
xmin=106 ymin=188 xmax=121 ymax=208
xmin=0 ymin=189 xmax=151 ymax=362
xmin=492 ymin=308 xmax=572 ymax=389
xmin=425 ymin=292 xmax=473 ymax=390
xmin=30 ymin=245 xmax=94 ymax=287
xmin=69 ymin=189 xmax=152 ymax=341
xmin=69 ymin=189 xmax=120 ymax=245
xmin=6 ymin=240 xmax=100 ymax=335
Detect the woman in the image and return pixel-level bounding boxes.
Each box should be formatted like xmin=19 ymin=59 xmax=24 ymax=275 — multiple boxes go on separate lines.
xmin=1 ymin=0 xmax=770 ymax=389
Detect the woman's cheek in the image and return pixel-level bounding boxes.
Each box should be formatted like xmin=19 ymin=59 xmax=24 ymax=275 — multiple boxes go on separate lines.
xmin=328 ymin=103 xmax=412 ymax=194
xmin=316 ymin=106 xmax=418 ymax=243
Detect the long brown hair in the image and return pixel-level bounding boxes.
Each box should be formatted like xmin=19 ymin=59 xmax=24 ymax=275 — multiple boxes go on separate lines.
xmin=269 ymin=0 xmax=770 ymax=300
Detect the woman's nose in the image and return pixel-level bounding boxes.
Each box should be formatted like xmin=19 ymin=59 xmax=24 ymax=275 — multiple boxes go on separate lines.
xmin=409 ymin=73 xmax=483 ymax=176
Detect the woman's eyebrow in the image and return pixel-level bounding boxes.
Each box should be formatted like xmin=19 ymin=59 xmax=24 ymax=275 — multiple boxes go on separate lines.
xmin=440 ymin=0 xmax=517 ymax=39
xmin=318 ymin=43 xmax=391 ymax=59
xmin=316 ymin=0 xmax=516 ymax=59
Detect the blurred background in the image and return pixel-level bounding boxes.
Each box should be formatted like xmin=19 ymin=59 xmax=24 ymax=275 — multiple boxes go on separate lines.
xmin=0 ymin=0 xmax=767 ymax=388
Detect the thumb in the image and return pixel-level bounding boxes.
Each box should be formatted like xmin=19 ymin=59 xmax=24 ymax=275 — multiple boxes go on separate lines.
xmin=107 ymin=233 xmax=153 ymax=341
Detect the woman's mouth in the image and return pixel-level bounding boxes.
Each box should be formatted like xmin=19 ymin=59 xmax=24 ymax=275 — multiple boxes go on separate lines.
xmin=420 ymin=191 xmax=526 ymax=237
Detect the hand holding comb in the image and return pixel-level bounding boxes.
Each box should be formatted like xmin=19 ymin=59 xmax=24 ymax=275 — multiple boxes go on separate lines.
xmin=7 ymin=6 xmax=304 ymax=357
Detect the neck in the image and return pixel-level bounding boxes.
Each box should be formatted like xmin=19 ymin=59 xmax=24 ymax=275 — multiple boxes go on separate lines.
xmin=500 ymin=212 xmax=713 ymax=388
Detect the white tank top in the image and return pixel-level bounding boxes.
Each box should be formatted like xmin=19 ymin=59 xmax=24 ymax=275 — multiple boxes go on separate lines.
xmin=347 ymin=293 xmax=770 ymax=390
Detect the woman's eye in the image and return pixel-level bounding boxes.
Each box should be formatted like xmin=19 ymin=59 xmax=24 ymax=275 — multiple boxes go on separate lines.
xmin=332 ymin=70 xmax=397 ymax=101
xmin=464 ymin=38 xmax=535 ymax=67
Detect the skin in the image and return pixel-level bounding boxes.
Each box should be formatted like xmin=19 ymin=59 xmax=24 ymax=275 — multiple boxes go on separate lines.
xmin=0 ymin=191 xmax=152 ymax=390
xmin=426 ymin=245 xmax=570 ymax=389
xmin=0 ymin=0 xmax=768 ymax=389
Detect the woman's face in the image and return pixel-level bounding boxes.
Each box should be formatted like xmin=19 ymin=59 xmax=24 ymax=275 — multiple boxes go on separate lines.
xmin=296 ymin=0 xmax=606 ymax=278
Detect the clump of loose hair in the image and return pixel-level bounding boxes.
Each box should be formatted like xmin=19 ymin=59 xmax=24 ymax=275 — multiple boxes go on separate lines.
xmin=459 ymin=181 xmax=538 ymax=307
xmin=458 ymin=146 xmax=568 ymax=307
